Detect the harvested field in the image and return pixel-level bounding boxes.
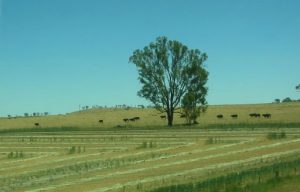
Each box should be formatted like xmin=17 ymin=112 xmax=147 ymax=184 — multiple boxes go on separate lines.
xmin=0 ymin=128 xmax=300 ymax=191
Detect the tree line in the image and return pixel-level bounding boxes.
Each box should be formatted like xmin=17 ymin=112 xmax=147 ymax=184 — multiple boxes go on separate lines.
xmin=7 ymin=112 xmax=49 ymax=119
xmin=274 ymin=85 xmax=300 ymax=103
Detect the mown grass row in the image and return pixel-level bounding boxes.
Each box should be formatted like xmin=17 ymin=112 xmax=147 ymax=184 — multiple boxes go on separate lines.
xmin=1 ymin=128 xmax=299 ymax=191
xmin=148 ymin=156 xmax=300 ymax=192
xmin=0 ymin=126 xmax=81 ymax=134
xmin=203 ymin=122 xmax=300 ymax=130
xmin=0 ymin=150 xmax=170 ymax=191
xmin=1 ymin=122 xmax=300 ymax=134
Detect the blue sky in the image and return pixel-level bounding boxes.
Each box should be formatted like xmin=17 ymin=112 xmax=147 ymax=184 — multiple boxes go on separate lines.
xmin=0 ymin=0 xmax=299 ymax=116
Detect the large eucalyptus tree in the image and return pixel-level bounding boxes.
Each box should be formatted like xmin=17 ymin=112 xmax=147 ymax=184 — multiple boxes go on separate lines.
xmin=130 ymin=36 xmax=208 ymax=126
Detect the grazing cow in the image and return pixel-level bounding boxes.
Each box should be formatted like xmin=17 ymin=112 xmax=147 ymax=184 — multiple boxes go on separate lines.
xmin=160 ymin=115 xmax=166 ymax=119
xmin=129 ymin=118 xmax=136 ymax=122
xmin=133 ymin=117 xmax=140 ymax=121
xmin=216 ymin=114 xmax=223 ymax=119
xmin=262 ymin=113 xmax=271 ymax=118
xmin=34 ymin=123 xmax=39 ymax=127
xmin=123 ymin=118 xmax=129 ymax=123
xmin=249 ymin=113 xmax=256 ymax=118
xmin=249 ymin=113 xmax=260 ymax=118
xmin=98 ymin=120 xmax=103 ymax=123
xmin=231 ymin=114 xmax=238 ymax=119
xmin=180 ymin=114 xmax=186 ymax=118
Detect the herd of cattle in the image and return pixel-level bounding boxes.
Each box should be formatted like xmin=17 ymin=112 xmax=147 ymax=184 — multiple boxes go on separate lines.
xmin=216 ymin=113 xmax=272 ymax=119
xmin=33 ymin=113 xmax=272 ymax=127
xmin=107 ymin=113 xmax=272 ymax=123
xmin=122 ymin=116 xmax=140 ymax=122
xmin=34 ymin=117 xmax=142 ymax=127
xmin=97 ymin=116 xmax=141 ymax=124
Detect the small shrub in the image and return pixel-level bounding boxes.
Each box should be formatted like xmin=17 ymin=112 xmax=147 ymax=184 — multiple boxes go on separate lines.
xmin=7 ymin=151 xmax=24 ymax=159
xmin=280 ymin=131 xmax=286 ymax=139
xmin=19 ymin=151 xmax=24 ymax=158
xmin=14 ymin=151 xmax=19 ymax=158
xmin=69 ymin=146 xmax=76 ymax=154
xmin=267 ymin=132 xmax=278 ymax=140
xmin=205 ymin=137 xmax=222 ymax=144
xmin=142 ymin=141 xmax=148 ymax=148
xmin=149 ymin=141 xmax=157 ymax=148
xmin=206 ymin=137 xmax=214 ymax=144
xmin=7 ymin=152 xmax=13 ymax=159
xmin=136 ymin=141 xmax=150 ymax=149
xmin=68 ymin=146 xmax=85 ymax=154
xmin=267 ymin=132 xmax=286 ymax=140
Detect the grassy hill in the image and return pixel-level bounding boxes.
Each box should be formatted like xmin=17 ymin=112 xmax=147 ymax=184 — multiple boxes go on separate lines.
xmin=0 ymin=102 xmax=300 ymax=131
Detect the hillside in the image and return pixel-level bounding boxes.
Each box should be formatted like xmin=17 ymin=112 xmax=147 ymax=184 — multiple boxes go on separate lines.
xmin=0 ymin=102 xmax=299 ymax=131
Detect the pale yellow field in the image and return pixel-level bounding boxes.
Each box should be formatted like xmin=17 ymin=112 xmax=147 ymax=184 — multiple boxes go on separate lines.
xmin=0 ymin=103 xmax=300 ymax=191
xmin=0 ymin=128 xmax=300 ymax=191
xmin=0 ymin=102 xmax=299 ymax=130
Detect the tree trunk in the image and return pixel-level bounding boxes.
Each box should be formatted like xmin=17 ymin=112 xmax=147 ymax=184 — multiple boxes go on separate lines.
xmin=167 ymin=110 xmax=173 ymax=127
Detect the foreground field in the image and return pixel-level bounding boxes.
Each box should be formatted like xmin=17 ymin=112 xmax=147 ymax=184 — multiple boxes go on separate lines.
xmin=1 ymin=128 xmax=300 ymax=191
xmin=0 ymin=102 xmax=300 ymax=130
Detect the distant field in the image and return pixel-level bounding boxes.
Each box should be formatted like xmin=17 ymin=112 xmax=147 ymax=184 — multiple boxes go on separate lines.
xmin=0 ymin=102 xmax=300 ymax=130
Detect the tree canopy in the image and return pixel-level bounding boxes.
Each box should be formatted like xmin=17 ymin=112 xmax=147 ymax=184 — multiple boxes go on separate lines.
xmin=130 ymin=36 xmax=208 ymax=126
xmin=282 ymin=97 xmax=292 ymax=103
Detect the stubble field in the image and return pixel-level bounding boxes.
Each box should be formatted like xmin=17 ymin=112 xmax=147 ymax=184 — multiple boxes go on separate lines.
xmin=0 ymin=128 xmax=300 ymax=191
xmin=0 ymin=102 xmax=300 ymax=191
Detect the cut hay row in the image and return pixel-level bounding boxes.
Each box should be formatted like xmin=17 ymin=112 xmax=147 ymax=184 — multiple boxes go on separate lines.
xmin=0 ymin=143 xmax=193 ymax=179
xmin=25 ymin=143 xmax=300 ymax=192
xmin=0 ymin=128 xmax=299 ymax=192
xmin=87 ymin=150 xmax=300 ymax=192
xmin=2 ymin=128 xmax=299 ymax=139
xmin=0 ymin=137 xmax=251 ymax=176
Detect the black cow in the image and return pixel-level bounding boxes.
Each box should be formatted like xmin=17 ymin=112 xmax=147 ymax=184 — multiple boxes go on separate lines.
xmin=249 ymin=113 xmax=256 ymax=118
xmin=262 ymin=113 xmax=271 ymax=118
xmin=123 ymin=118 xmax=129 ymax=123
xmin=99 ymin=120 xmax=103 ymax=123
xmin=160 ymin=115 xmax=166 ymax=119
xmin=231 ymin=114 xmax=238 ymax=119
xmin=216 ymin=114 xmax=223 ymax=119
xmin=133 ymin=117 xmax=140 ymax=121
xmin=249 ymin=113 xmax=260 ymax=118
xmin=129 ymin=118 xmax=136 ymax=122
xmin=34 ymin=123 xmax=39 ymax=127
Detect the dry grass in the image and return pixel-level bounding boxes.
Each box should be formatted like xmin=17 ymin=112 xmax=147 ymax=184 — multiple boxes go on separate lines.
xmin=0 ymin=128 xmax=300 ymax=191
xmin=0 ymin=103 xmax=299 ymax=191
xmin=0 ymin=102 xmax=300 ymax=130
